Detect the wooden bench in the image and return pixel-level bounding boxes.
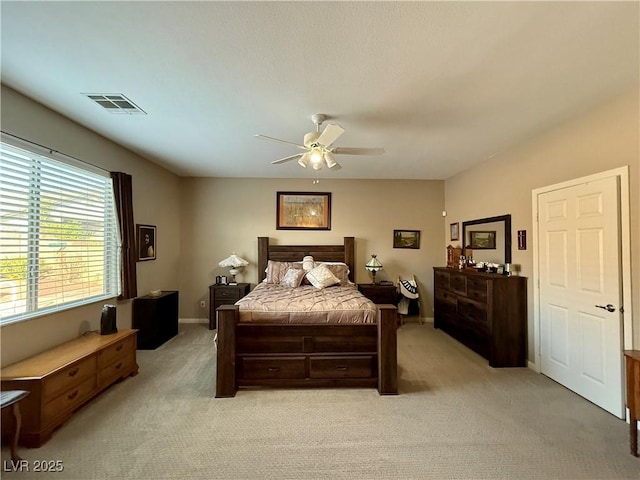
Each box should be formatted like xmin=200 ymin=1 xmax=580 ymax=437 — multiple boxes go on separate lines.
xmin=1 ymin=329 xmax=138 ymax=447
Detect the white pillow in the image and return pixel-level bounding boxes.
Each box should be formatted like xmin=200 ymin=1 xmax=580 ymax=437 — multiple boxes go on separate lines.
xmin=306 ymin=263 xmax=340 ymax=289
xmin=280 ymin=268 xmax=306 ymax=288
xmin=302 ymin=255 xmax=315 ymax=272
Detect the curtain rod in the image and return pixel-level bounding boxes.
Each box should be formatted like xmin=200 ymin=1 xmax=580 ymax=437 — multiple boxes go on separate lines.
xmin=1 ymin=130 xmax=110 ymax=174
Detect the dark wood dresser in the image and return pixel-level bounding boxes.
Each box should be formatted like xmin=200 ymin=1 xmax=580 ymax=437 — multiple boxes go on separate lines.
xmin=209 ymin=283 xmax=251 ymax=329
xmin=624 ymin=350 xmax=640 ymax=456
xmin=433 ymin=267 xmax=527 ymax=367
xmin=133 ymin=291 xmax=179 ymax=349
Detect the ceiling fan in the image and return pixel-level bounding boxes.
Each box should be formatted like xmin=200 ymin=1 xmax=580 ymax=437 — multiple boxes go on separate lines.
xmin=255 ymin=114 xmax=385 ymax=171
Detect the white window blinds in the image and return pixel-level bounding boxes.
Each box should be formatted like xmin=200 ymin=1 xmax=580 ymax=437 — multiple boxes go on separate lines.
xmin=0 ymin=142 xmax=121 ymax=324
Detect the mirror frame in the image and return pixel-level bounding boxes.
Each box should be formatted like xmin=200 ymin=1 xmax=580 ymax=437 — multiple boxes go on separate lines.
xmin=462 ymin=214 xmax=512 ymax=264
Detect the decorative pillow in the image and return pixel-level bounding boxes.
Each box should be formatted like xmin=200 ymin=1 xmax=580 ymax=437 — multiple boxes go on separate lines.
xmin=302 ymin=255 xmax=315 ymax=272
xmin=265 ymin=260 xmax=295 ymax=284
xmin=305 ymin=263 xmax=340 ymax=289
xmin=319 ymin=262 xmax=351 ymax=286
xmin=279 ymin=268 xmax=306 ymax=288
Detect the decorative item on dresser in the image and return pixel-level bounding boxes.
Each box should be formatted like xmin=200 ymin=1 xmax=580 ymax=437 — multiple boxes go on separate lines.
xmin=209 ymin=283 xmax=251 ymax=330
xmin=0 ymin=329 xmax=138 ymax=447
xmin=133 ymin=291 xmax=179 ymax=349
xmin=433 ymin=267 xmax=527 ymax=367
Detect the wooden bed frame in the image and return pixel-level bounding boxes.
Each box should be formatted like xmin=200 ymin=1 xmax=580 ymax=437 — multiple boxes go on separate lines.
xmin=215 ymin=237 xmax=398 ymax=397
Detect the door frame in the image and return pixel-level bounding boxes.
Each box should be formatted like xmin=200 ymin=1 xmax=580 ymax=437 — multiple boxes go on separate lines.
xmin=531 ymin=166 xmax=633 ymax=372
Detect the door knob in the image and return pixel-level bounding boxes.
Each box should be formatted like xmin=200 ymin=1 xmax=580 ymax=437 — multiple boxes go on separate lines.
xmin=595 ymin=304 xmax=616 ymax=313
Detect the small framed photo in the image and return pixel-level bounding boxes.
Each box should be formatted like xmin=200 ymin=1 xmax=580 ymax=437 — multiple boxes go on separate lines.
xmin=137 ymin=224 xmax=156 ymax=261
xmin=393 ymin=230 xmax=420 ymax=249
xmin=470 ymin=230 xmax=496 ymax=250
xmin=450 ymin=222 xmax=459 ymax=241
xmin=276 ymin=192 xmax=331 ymax=230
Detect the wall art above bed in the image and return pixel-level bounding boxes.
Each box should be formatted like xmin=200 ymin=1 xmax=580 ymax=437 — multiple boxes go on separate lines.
xmin=276 ymin=192 xmax=331 ymax=230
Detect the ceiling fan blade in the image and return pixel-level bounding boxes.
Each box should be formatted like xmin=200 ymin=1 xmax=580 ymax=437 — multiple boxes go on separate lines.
xmin=332 ymin=147 xmax=385 ymax=156
xmin=271 ymin=153 xmax=304 ymax=164
xmin=255 ymin=134 xmax=307 ymax=150
xmin=316 ymin=124 xmax=345 ymax=147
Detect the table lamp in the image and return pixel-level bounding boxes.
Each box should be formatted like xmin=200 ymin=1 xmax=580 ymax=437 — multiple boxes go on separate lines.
xmin=218 ymin=253 xmax=249 ymax=285
xmin=365 ymin=254 xmax=383 ymax=285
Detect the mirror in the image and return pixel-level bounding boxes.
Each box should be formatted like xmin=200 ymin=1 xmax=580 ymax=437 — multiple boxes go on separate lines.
xmin=462 ymin=214 xmax=512 ymax=264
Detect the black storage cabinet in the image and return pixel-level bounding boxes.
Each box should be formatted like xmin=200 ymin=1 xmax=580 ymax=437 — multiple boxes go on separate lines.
xmin=133 ymin=291 xmax=179 ymax=349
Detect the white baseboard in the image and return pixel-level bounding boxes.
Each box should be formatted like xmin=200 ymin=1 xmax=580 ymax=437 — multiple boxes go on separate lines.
xmin=179 ymin=318 xmax=207 ymax=324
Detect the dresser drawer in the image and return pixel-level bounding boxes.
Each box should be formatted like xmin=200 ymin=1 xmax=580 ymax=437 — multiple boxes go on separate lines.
xmin=466 ymin=276 xmax=488 ymax=302
xmin=434 ymin=270 xmax=450 ymax=289
xmin=450 ymin=273 xmax=467 ymax=295
xmin=43 ymin=355 xmax=97 ymax=401
xmin=310 ymin=356 xmax=373 ymax=378
xmin=99 ymin=353 xmax=136 ymax=387
xmin=99 ymin=334 xmax=135 ymax=367
xmin=458 ymin=297 xmax=488 ymax=333
xmin=214 ymin=290 xmax=241 ymax=303
xmin=43 ymin=376 xmax=97 ymax=424
xmin=240 ymin=356 xmax=306 ymax=379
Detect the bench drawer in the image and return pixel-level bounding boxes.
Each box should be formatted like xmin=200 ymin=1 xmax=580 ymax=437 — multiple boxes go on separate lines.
xmin=43 ymin=355 xmax=97 ymax=401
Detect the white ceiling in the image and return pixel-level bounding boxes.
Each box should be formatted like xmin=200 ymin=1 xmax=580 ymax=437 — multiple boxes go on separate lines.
xmin=1 ymin=1 xmax=638 ymax=180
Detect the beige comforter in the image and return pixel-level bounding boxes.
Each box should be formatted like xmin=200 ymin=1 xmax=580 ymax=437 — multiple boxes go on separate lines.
xmin=236 ymin=283 xmax=377 ymax=324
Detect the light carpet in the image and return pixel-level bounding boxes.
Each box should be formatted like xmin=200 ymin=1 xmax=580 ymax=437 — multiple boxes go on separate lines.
xmin=2 ymin=322 xmax=638 ymax=480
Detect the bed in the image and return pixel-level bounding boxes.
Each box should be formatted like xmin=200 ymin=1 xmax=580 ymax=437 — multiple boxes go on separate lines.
xmin=215 ymin=237 xmax=398 ymax=397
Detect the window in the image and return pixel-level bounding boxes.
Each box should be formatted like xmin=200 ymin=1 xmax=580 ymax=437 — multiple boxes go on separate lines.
xmin=0 ymin=142 xmax=121 ymax=324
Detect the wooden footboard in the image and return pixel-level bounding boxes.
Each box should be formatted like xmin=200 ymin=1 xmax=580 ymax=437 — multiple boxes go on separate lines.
xmin=215 ymin=304 xmax=397 ymax=397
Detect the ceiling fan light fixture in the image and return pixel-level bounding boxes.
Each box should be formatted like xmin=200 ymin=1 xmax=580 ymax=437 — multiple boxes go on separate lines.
xmin=312 ymin=161 xmax=323 ymax=171
xmin=298 ymin=153 xmax=311 ymax=168
xmin=324 ymin=152 xmax=337 ymax=168
xmin=310 ymin=148 xmax=323 ymax=164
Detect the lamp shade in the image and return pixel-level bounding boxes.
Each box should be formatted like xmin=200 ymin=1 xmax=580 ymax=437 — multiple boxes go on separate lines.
xmin=218 ymin=253 xmax=249 ymax=268
xmin=365 ymin=254 xmax=382 ymax=272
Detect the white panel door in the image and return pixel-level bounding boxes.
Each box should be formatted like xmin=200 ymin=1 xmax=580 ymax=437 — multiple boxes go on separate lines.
xmin=538 ymin=176 xmax=623 ymax=417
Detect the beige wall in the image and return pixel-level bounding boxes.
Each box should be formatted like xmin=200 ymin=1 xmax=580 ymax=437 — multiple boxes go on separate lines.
xmin=444 ymin=88 xmax=640 ymax=360
xmin=179 ymin=178 xmax=444 ymax=319
xmin=0 ymin=85 xmax=182 ymax=366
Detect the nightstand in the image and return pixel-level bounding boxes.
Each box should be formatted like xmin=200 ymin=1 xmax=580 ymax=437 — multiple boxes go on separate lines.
xmin=357 ymin=283 xmax=398 ymax=305
xmin=209 ymin=283 xmax=251 ymax=329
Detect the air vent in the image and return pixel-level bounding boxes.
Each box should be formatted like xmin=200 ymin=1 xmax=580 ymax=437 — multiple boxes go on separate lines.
xmin=83 ymin=93 xmax=146 ymax=114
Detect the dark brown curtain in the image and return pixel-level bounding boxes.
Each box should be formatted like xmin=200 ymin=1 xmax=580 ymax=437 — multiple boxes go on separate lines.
xmin=111 ymin=172 xmax=137 ymax=299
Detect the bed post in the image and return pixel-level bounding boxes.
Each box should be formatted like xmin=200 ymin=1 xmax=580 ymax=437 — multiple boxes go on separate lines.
xmin=344 ymin=237 xmax=355 ymax=282
xmin=258 ymin=237 xmax=269 ymax=283
xmin=215 ymin=305 xmax=238 ymax=398
xmin=377 ymin=305 xmax=398 ymax=395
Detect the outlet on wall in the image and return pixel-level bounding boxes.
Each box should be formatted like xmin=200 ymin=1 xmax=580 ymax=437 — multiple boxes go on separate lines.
xmin=200 ymin=300 xmax=205 ymax=308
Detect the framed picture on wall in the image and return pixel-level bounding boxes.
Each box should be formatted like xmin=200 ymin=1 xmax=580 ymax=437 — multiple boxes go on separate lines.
xmin=450 ymin=222 xmax=459 ymax=241
xmin=137 ymin=224 xmax=156 ymax=261
xmin=276 ymin=192 xmax=331 ymax=230
xmin=393 ymin=230 xmax=420 ymax=249
xmin=469 ymin=230 xmax=496 ymax=250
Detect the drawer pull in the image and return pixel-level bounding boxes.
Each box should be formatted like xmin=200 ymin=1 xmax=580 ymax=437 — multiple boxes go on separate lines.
xmin=115 ymin=362 xmax=123 ymax=370
xmin=68 ymin=390 xmax=78 ymax=400
xmin=68 ymin=367 xmax=79 ymax=377
xmin=116 ymin=344 xmax=123 ymax=351
xmin=267 ymin=367 xmax=280 ymax=372
xmin=336 ymin=365 xmax=348 ymax=371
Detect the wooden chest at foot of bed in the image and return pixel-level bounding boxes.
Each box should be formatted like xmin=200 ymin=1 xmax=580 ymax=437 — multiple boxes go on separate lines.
xmin=215 ymin=305 xmax=398 ymax=396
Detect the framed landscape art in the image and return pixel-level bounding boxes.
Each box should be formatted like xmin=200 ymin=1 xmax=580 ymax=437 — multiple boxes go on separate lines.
xmin=276 ymin=192 xmax=331 ymax=230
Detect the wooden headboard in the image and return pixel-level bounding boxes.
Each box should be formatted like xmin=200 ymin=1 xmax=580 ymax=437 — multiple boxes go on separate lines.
xmin=258 ymin=237 xmax=355 ymax=283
